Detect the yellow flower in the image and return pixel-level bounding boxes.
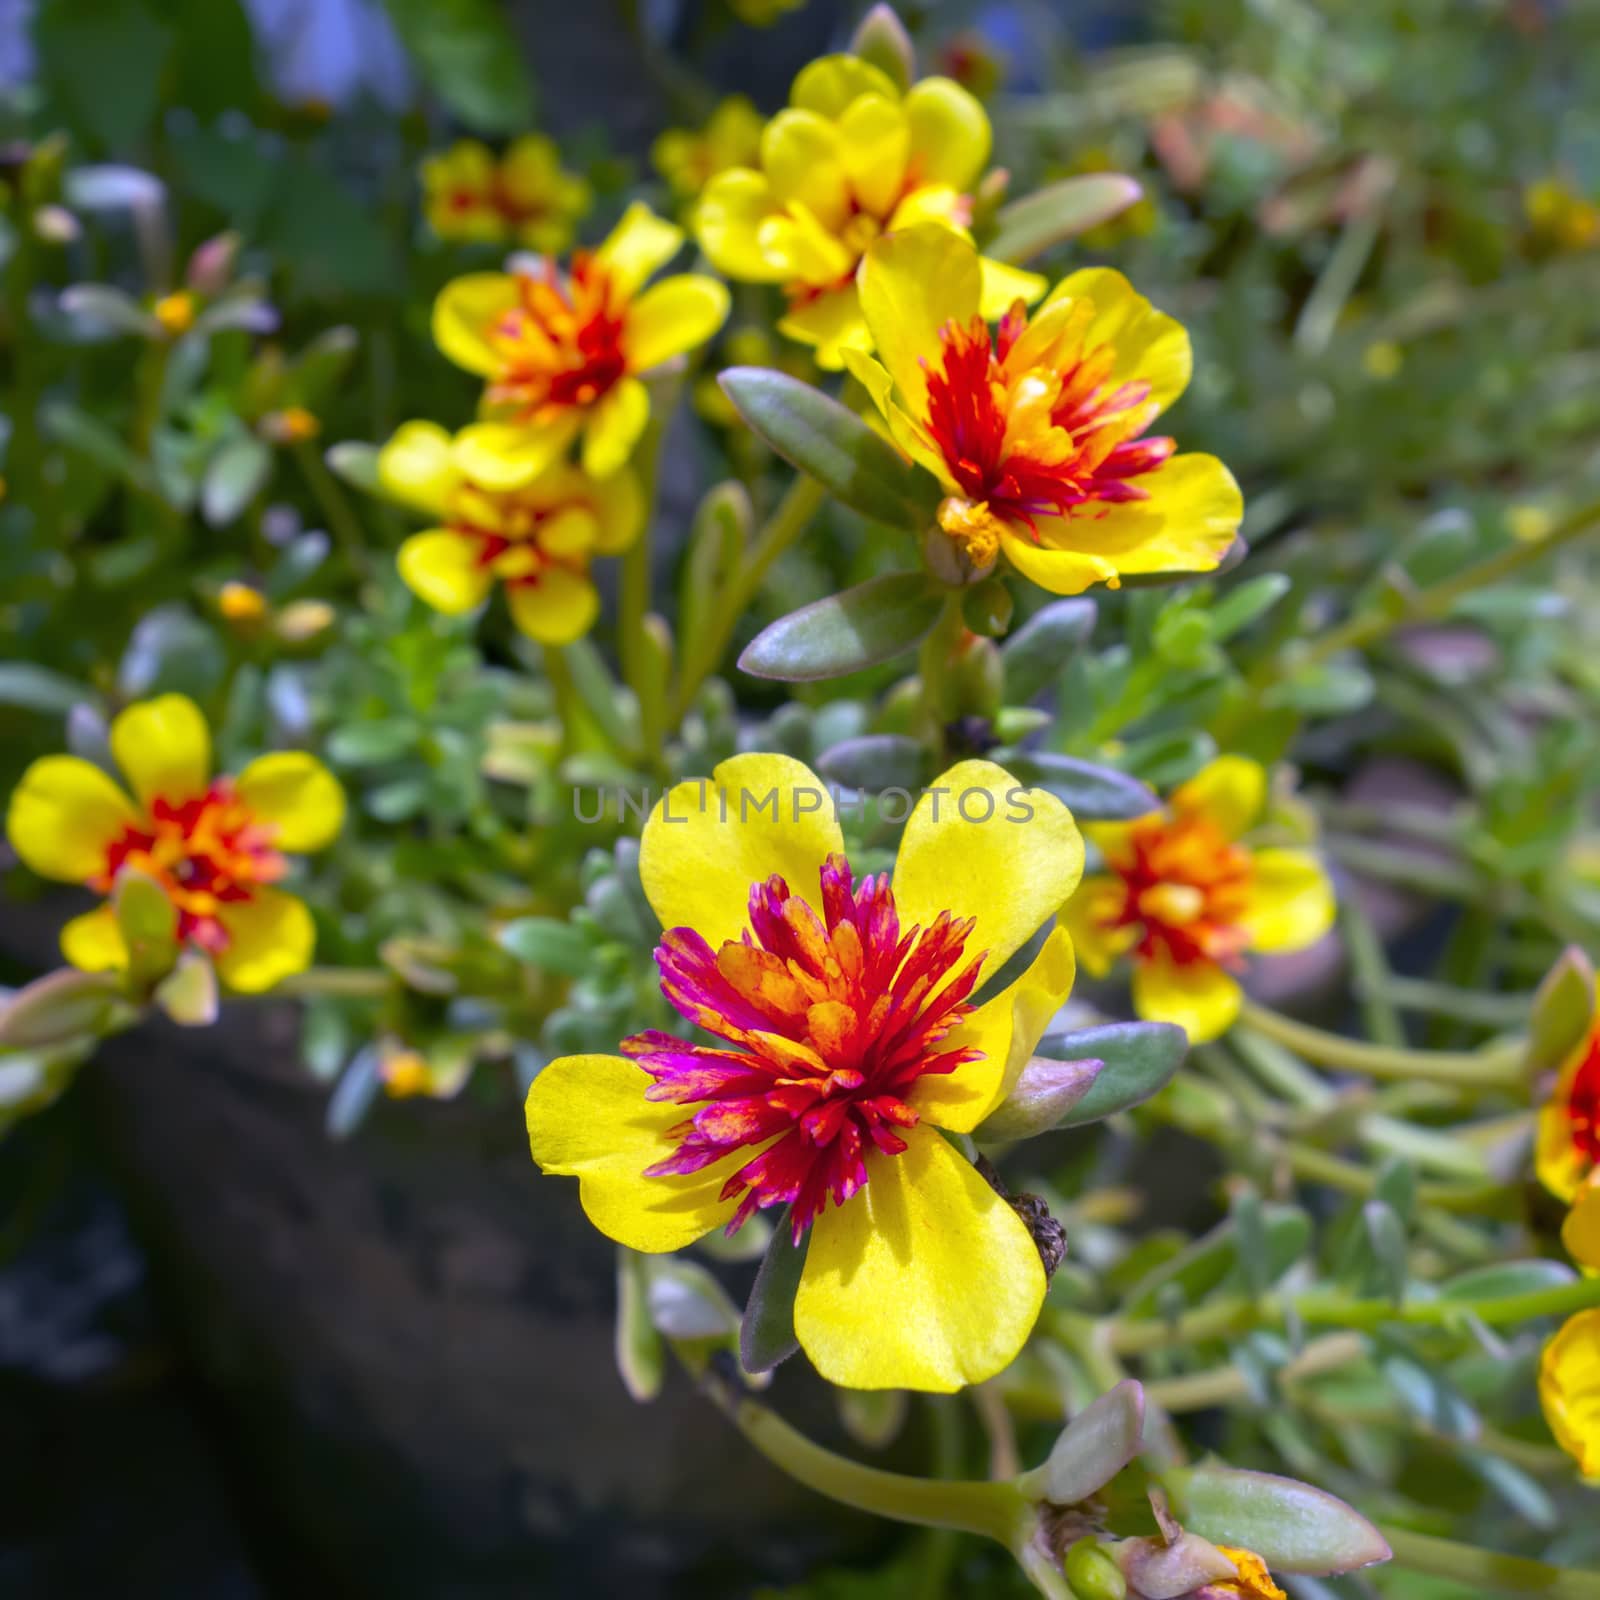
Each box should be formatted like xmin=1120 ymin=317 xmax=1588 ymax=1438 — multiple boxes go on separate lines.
xmin=1059 ymin=756 xmax=1334 ymax=1042
xmin=5 ymin=694 xmax=344 ymax=993
xmin=1525 ymin=176 xmax=1600 ymax=254
xmin=153 ymin=291 xmax=197 ymax=336
xmin=695 ymin=54 xmax=1043 ymax=369
xmin=525 ymin=753 xmax=1085 ymax=1391
xmin=218 ymin=580 xmax=268 ymax=624
xmin=421 ymin=136 xmax=593 ymax=255
xmin=263 ymin=405 xmax=321 ymax=445
xmin=847 ymin=226 xmax=1242 ymax=593
xmin=653 ymin=96 xmax=765 ymax=206
xmin=432 ymin=202 xmax=730 ymax=482
xmin=1207 ymin=1547 xmax=1287 ymax=1600
xmin=1541 ymin=1308 xmax=1600 ymax=1477
xmin=1535 ymin=992 xmax=1600 ymax=1268
xmin=378 ymin=419 xmax=641 ymax=645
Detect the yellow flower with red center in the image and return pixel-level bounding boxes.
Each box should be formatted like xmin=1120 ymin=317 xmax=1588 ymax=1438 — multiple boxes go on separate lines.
xmin=846 ymin=227 xmax=1242 ymax=591
xmin=1060 ymin=757 xmax=1333 ymax=1043
xmin=5 ymin=695 xmax=343 ymax=993
xmin=421 ymin=136 xmax=593 ymax=255
xmin=1541 ymin=1308 xmax=1600 ymax=1476
xmin=652 ymin=96 xmax=765 ymax=208
xmin=378 ymin=419 xmax=641 ymax=645
xmin=525 ymin=753 xmax=1084 ymax=1390
xmin=433 ymin=203 xmax=729 ymax=486
xmin=1535 ymin=992 xmax=1600 ymax=1269
xmin=694 ymin=54 xmax=1043 ymax=369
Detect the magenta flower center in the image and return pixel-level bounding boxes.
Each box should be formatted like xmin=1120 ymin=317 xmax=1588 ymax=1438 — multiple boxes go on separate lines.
xmin=623 ymin=852 xmax=987 ymax=1241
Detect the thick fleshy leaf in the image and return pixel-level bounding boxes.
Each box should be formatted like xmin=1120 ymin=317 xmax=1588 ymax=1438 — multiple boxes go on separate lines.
xmin=987 ymin=174 xmax=1145 ymax=264
xmin=974 ymin=1055 xmax=1105 ymax=1141
xmin=1021 ymin=1379 xmax=1146 ymax=1505
xmin=816 ymin=734 xmax=929 ymax=791
xmin=615 ymin=1248 xmax=665 ymax=1403
xmin=1173 ymin=1465 xmax=1393 ymax=1576
xmin=997 ymin=751 xmax=1158 ymax=822
xmin=154 ymin=950 xmax=219 ymax=1027
xmin=201 ymin=434 xmax=272 ymax=527
xmin=325 ymin=440 xmax=383 ymax=495
xmin=1000 ymin=597 xmax=1097 ymax=702
xmin=1037 ymin=1022 xmax=1187 ymax=1128
xmin=719 ymin=368 xmax=935 ymax=531
xmin=0 ymin=969 xmax=131 ymax=1051
xmin=1437 ymin=1259 xmax=1577 ymax=1301
xmin=740 ymin=1208 xmax=810 ymax=1374
xmin=1526 ymin=945 xmax=1595 ymax=1077
xmin=1122 ymin=1205 xmax=1310 ymax=1319
xmin=679 ymin=481 xmax=751 ymax=649
xmin=739 ymin=572 xmax=945 ymax=682
xmin=497 ymin=916 xmax=593 ymax=976
xmin=849 ymin=4 xmax=914 ymax=91
xmin=113 ymin=868 xmax=179 ymax=988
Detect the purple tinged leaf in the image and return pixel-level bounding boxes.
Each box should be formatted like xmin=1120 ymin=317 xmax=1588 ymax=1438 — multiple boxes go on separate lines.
xmin=1028 ymin=1380 xmax=1147 ymax=1506
xmin=1114 ymin=1532 xmax=1238 ymax=1598
xmin=976 ymin=1056 xmax=1105 ymax=1141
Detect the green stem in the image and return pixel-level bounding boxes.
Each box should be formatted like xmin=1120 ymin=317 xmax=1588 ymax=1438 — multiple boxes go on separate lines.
xmin=618 ymin=420 xmax=664 ymax=733
xmin=1236 ymin=1001 xmax=1524 ymax=1090
xmin=1282 ymin=1140 xmax=1517 ymax=1215
xmin=543 ymin=644 xmax=582 ymax=760
xmin=294 ymin=440 xmax=371 ymax=580
xmin=1382 ymin=1526 xmax=1600 ymax=1599
xmin=278 ymin=967 xmax=391 ymax=999
xmin=670 ymin=474 xmax=825 ymax=725
xmin=918 ymin=590 xmax=968 ymax=738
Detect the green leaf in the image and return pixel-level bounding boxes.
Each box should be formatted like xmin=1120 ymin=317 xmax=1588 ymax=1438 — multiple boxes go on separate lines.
xmin=114 ymin=868 xmax=180 ymax=989
xmin=58 ymin=283 xmax=160 ymax=339
xmin=0 ymin=969 xmax=131 ymax=1051
xmin=1021 ymin=1380 xmax=1146 ymax=1505
xmin=0 ymin=664 xmax=95 ymax=716
xmin=999 ymin=750 xmax=1158 ymax=821
xmin=680 ymin=481 xmax=750 ymax=649
xmin=379 ymin=0 xmax=536 ymax=133
xmin=850 ymin=4 xmax=914 ymax=91
xmin=975 ymin=1056 xmax=1105 ymax=1141
xmin=1002 ymin=598 xmax=1097 ymax=702
xmin=645 ymin=1257 xmax=742 ymax=1341
xmin=325 ymin=441 xmax=383 ymax=497
xmin=838 ymin=1387 xmax=908 ymax=1449
xmin=1437 ymin=1259 xmax=1576 ymax=1302
xmin=1362 ymin=1199 xmax=1409 ymax=1304
xmin=201 ymin=434 xmax=273 ymax=528
xmin=1209 ymin=573 xmax=1292 ymax=642
xmin=36 ymin=1 xmax=174 ymax=152
xmin=739 ymin=573 xmax=945 ymax=683
xmin=498 ymin=916 xmax=593 ymax=976
xmin=719 ymin=368 xmax=935 ymax=530
xmin=987 ymin=173 xmax=1145 ymax=263
xmin=563 ymin=636 xmax=639 ymax=754
xmin=41 ymin=401 xmax=161 ymax=497
xmin=287 ymin=326 xmax=360 ymax=408
xmin=154 ymin=951 xmax=219 ymax=1027
xmin=327 ymin=719 xmax=418 ymax=766
xmin=1043 ymin=1021 xmax=1187 ymax=1126
xmin=816 ymin=735 xmax=929 ymax=791
xmin=1122 ymin=1204 xmax=1309 ymax=1319
xmin=1526 ymin=945 xmax=1595 ymax=1077
xmin=615 ymin=1248 xmax=664 ymax=1403
xmin=741 ymin=1210 xmax=809 ymax=1373
xmin=1172 ymin=1465 xmax=1392 ymax=1576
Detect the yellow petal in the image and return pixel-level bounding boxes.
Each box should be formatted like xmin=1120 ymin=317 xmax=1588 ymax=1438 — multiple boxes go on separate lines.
xmin=887 ymin=184 xmax=969 ymax=230
xmin=695 ymin=168 xmax=787 ymax=282
xmin=789 ymin=53 xmax=898 ymax=118
xmin=624 ymin=274 xmax=731 ymax=372
xmin=506 ymin=570 xmax=601 ymax=645
xmin=7 ymin=756 xmax=137 ymax=882
xmin=432 ymin=273 xmax=520 ymax=377
xmin=397 ymin=530 xmax=495 ymax=615
xmin=903 ymin=76 xmax=991 ymax=191
xmin=761 ymin=109 xmax=851 ymax=232
xmin=1131 ymin=955 xmax=1242 ymax=1043
xmin=917 ymin=926 xmax=1076 ymax=1131
xmin=1173 ymin=755 xmax=1268 ymax=839
xmin=1539 ymin=1025 xmax=1599 ymax=1202
xmin=595 ymin=201 xmax=683 ymax=296
xmin=891 ymin=758 xmax=1084 ymax=987
xmin=978 ymin=255 xmax=1048 ymax=319
xmin=858 ymin=224 xmax=983 ymax=417
xmin=590 ymin=468 xmax=645 ymax=554
xmin=1044 ymin=266 xmax=1192 ymax=414
xmin=61 ymin=903 xmax=128 ymax=972
xmin=998 ymin=530 xmax=1120 ymax=597
xmin=639 ymin=752 xmax=844 ymax=948
xmin=1541 ymin=1309 xmax=1600 ymax=1478
xmin=757 ymin=204 xmax=855 ymax=284
xmin=525 ymin=1053 xmax=741 ymax=1251
xmin=582 ymin=377 xmax=651 ymax=477
xmin=455 ymin=418 xmax=579 ymax=490
xmin=777 ymin=286 xmax=874 ymax=371
xmin=1057 ymin=873 xmax=1138 ymax=978
xmin=837 ymin=94 xmax=910 ymax=219
xmin=235 ymin=752 xmax=346 ymax=853
xmin=1564 ymin=1179 xmax=1600 ymax=1271
xmin=214 ymin=887 xmax=315 ymax=993
xmin=794 ymin=1123 xmax=1045 ymax=1391
xmin=377 ymin=420 xmax=457 ymax=515
xmin=110 ymin=694 xmax=210 ymax=808
xmin=1240 ymin=848 xmax=1334 ymax=954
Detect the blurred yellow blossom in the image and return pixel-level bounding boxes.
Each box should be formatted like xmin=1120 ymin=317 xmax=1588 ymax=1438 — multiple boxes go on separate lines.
xmin=153 ymin=291 xmax=197 ymax=337
xmin=422 ymin=136 xmax=593 ymax=255
xmin=1525 ymin=175 xmax=1600 ymax=254
xmin=652 ymin=96 xmax=764 ymax=208
xmin=1541 ymin=1308 xmax=1600 ymax=1476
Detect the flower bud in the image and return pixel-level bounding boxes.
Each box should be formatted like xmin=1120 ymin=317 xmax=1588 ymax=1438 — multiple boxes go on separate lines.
xmin=977 ymin=1055 xmax=1105 ymax=1141
xmin=1065 ymin=1537 xmax=1127 ymax=1600
xmin=186 ymin=230 xmax=241 ymax=295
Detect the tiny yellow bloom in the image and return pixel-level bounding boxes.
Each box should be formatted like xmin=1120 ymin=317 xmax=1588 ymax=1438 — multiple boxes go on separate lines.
xmin=421 ymin=136 xmax=593 ymax=255
xmin=153 ymin=291 xmax=197 ymax=336
xmin=1541 ymin=1308 xmax=1600 ymax=1476
xmin=695 ymin=53 xmax=1043 ymax=368
xmin=1362 ymin=339 xmax=1403 ymax=380
xmin=526 ymin=753 xmax=1085 ymax=1391
xmin=848 ymin=226 xmax=1242 ymax=593
xmin=218 ymin=580 xmax=269 ymax=624
xmin=432 ymin=202 xmax=730 ymax=482
xmin=1507 ymin=503 xmax=1555 ymax=544
xmin=1525 ymin=176 xmax=1600 ymax=254
xmin=652 ymin=96 xmax=764 ymax=206
xmin=264 ymin=405 xmax=321 ymax=444
xmin=378 ymin=419 xmax=642 ymax=645
xmin=5 ymin=694 xmax=344 ymax=993
xmin=1207 ymin=1547 xmax=1287 ymax=1600
xmin=381 ymin=1048 xmax=434 ymax=1099
xmin=1059 ymin=756 xmax=1334 ymax=1043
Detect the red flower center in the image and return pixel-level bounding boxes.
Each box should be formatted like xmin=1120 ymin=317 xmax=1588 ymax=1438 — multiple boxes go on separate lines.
xmin=922 ymin=307 xmax=1176 ymax=536
xmin=623 ymin=854 xmax=987 ymax=1241
xmin=485 ymin=254 xmax=629 ymax=419
xmin=444 ymin=481 xmax=595 ymax=589
xmin=95 ymin=782 xmax=285 ymax=953
xmin=1105 ymin=812 xmax=1254 ymax=969
xmin=1566 ymin=1030 xmax=1600 ymax=1169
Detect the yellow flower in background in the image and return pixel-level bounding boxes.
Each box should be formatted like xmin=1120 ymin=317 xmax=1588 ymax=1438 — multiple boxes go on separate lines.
xmin=653 ymin=96 xmax=765 ymax=208
xmin=1060 ymin=756 xmax=1333 ymax=1042
xmin=1541 ymin=1308 xmax=1600 ymax=1476
xmin=433 ymin=202 xmax=730 ymax=483
xmin=695 ymin=53 xmax=1043 ymax=368
xmin=5 ymin=695 xmax=343 ymax=993
xmin=848 ymin=226 xmax=1242 ymax=590
xmin=422 ymin=136 xmax=593 ymax=254
xmin=526 ymin=753 xmax=1084 ymax=1391
xmin=1524 ymin=176 xmax=1600 ymax=254
xmin=378 ymin=419 xmax=642 ymax=645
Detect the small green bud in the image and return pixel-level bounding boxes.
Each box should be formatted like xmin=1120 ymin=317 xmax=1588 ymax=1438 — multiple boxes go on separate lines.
xmin=952 ymin=636 xmax=1004 ymax=718
xmin=962 ymin=577 xmax=1014 ymax=637
xmin=1064 ymin=1537 xmax=1127 ymax=1600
